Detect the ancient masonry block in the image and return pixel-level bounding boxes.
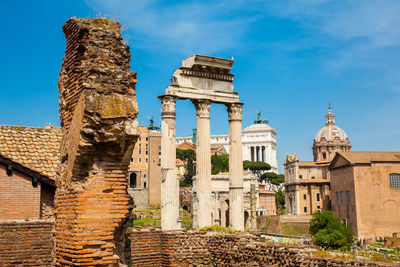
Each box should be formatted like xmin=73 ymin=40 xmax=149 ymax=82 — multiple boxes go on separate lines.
xmin=55 ymin=18 xmax=139 ymax=266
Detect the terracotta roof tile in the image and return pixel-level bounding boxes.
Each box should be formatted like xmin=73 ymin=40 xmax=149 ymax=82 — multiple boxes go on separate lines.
xmin=338 ymin=151 xmax=400 ymax=164
xmin=0 ymin=125 xmax=62 ymax=180
xmin=299 ymin=161 xmax=330 ymax=167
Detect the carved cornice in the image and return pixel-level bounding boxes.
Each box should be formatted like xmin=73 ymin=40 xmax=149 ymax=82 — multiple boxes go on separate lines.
xmin=180 ymin=68 xmax=234 ymax=82
xmin=226 ymin=103 xmax=243 ymax=121
xmin=160 ymin=95 xmax=176 ymax=116
xmin=192 ymin=100 xmax=211 ymax=118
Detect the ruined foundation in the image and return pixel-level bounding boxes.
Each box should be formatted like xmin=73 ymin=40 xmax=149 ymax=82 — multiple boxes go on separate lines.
xmin=55 ymin=18 xmax=138 ymax=266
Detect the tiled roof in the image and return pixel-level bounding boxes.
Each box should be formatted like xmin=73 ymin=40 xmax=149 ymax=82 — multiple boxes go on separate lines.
xmin=0 ymin=125 xmax=62 ymax=180
xmin=177 ymin=141 xmax=196 ymax=150
xmin=299 ymin=161 xmax=330 ymax=167
xmin=176 ymin=158 xmax=185 ymax=166
xmin=338 ymin=151 xmax=400 ymax=164
xmin=211 ymin=144 xmax=227 ymax=155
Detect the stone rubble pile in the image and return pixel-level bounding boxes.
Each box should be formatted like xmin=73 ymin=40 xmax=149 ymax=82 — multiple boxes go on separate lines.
xmin=130 ymin=228 xmax=392 ymax=266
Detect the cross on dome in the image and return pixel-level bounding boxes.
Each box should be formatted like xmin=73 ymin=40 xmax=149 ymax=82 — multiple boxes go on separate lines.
xmin=325 ymin=106 xmax=336 ymax=126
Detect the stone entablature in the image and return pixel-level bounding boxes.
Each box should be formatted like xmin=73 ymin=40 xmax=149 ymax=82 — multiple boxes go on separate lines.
xmin=165 ymin=55 xmax=240 ymax=104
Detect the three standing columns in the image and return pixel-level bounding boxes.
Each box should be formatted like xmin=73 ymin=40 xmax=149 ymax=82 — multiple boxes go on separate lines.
xmin=160 ymin=95 xmax=180 ymax=230
xmin=192 ymin=100 xmax=212 ymax=229
xmin=159 ymin=96 xmax=244 ymax=231
xmin=227 ymin=103 xmax=244 ymax=231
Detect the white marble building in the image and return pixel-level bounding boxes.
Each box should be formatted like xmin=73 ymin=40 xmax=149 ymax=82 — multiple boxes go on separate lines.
xmin=177 ymin=114 xmax=278 ymax=173
xmin=192 ymin=171 xmax=259 ymax=229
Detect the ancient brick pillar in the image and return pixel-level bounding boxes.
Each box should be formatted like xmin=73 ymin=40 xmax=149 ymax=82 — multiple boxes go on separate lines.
xmin=55 ymin=18 xmax=139 ymax=266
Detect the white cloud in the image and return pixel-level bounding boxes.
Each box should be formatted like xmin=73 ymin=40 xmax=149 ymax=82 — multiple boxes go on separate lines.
xmin=85 ymin=0 xmax=254 ymax=54
xmin=262 ymin=0 xmax=400 ymax=93
xmin=84 ymin=0 xmax=400 ymax=93
xmin=265 ymin=0 xmax=400 ymax=48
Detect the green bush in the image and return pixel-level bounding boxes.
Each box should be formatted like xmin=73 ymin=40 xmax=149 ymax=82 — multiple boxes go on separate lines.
xmin=310 ymin=210 xmax=353 ymax=249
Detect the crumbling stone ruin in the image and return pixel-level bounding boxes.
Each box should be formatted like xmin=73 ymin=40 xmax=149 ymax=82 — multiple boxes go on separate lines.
xmin=130 ymin=229 xmax=392 ymax=266
xmin=55 ymin=18 xmax=138 ymax=266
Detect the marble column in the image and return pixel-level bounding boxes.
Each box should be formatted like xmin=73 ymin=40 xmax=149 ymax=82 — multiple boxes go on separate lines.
xmin=250 ymin=183 xmax=257 ymax=230
xmin=192 ymin=100 xmax=212 ymax=229
xmin=227 ymin=103 xmax=244 ymax=231
xmin=160 ymin=95 xmax=180 ymax=230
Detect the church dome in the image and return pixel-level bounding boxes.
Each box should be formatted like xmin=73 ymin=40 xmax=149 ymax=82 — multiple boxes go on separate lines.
xmin=314 ymin=107 xmax=348 ymax=142
xmin=312 ymin=107 xmax=351 ymax=162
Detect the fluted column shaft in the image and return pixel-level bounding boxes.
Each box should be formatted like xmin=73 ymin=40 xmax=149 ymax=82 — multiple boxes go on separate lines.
xmin=160 ymin=95 xmax=180 ymax=230
xmin=227 ymin=103 xmax=244 ymax=231
xmin=193 ymin=100 xmax=212 ymax=229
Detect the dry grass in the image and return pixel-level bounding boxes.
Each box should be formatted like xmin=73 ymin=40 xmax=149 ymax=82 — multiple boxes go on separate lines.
xmin=313 ymin=250 xmax=355 ymax=261
xmin=199 ymin=225 xmax=240 ymax=233
xmin=371 ymin=253 xmax=393 ymax=263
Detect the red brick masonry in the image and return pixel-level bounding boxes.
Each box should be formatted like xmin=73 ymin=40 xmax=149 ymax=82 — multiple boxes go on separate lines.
xmin=0 ymin=220 xmax=53 ymax=266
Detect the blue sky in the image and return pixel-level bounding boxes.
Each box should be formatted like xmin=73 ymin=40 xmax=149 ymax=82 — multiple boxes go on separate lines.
xmin=1 ymin=0 xmax=400 ymax=172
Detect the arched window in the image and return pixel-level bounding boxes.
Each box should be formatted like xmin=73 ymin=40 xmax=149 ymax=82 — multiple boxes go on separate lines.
xmin=129 ymin=173 xmax=137 ymax=188
xmin=389 ymin=173 xmax=400 ymax=188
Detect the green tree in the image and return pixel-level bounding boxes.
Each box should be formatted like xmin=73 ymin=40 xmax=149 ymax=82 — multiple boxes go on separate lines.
xmin=243 ymin=160 xmax=271 ymax=180
xmin=260 ymin=172 xmax=285 ymax=185
xmin=176 ymin=148 xmax=196 ymax=186
xmin=310 ymin=210 xmax=353 ymax=249
xmin=211 ymin=153 xmax=229 ymax=174
xmin=273 ymin=187 xmax=285 ymax=214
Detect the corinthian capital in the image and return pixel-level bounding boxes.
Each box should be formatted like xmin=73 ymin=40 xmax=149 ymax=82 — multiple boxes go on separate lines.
xmin=192 ymin=100 xmax=211 ymax=118
xmin=160 ymin=95 xmax=176 ymax=114
xmin=226 ymin=103 xmax=243 ymax=121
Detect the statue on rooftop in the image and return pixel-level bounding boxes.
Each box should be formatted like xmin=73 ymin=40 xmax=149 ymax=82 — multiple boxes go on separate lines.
xmin=254 ymin=110 xmax=269 ymax=124
xmin=147 ymin=116 xmax=160 ymax=131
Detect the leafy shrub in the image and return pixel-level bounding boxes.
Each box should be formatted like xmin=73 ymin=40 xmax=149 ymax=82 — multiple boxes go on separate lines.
xmin=310 ymin=211 xmax=353 ymax=249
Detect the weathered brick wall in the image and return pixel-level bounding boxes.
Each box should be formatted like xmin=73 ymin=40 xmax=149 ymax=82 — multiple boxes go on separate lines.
xmin=40 ymin=183 xmax=55 ymax=219
xmin=130 ymin=229 xmax=163 ymax=266
xmin=385 ymin=236 xmax=400 ymax=247
xmin=0 ymin=163 xmax=41 ymax=219
xmin=55 ymin=17 xmax=138 ymax=266
xmin=130 ymin=229 xmax=391 ymax=266
xmin=0 ymin=220 xmax=53 ymax=266
xmin=161 ymin=231 xmax=211 ymax=266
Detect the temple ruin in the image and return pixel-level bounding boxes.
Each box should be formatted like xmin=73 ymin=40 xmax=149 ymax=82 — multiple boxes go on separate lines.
xmin=55 ymin=18 xmax=139 ymax=265
xmin=0 ymin=16 xmax=397 ymax=267
xmin=159 ymin=55 xmax=245 ymax=230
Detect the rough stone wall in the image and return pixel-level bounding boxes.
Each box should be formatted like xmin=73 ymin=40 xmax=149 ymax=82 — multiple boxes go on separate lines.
xmin=55 ymin=17 xmax=138 ymax=266
xmin=130 ymin=229 xmax=391 ymax=266
xmin=0 ymin=220 xmax=53 ymax=266
xmin=129 ymin=188 xmax=149 ymax=210
xmin=40 ymin=183 xmax=55 ymax=219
